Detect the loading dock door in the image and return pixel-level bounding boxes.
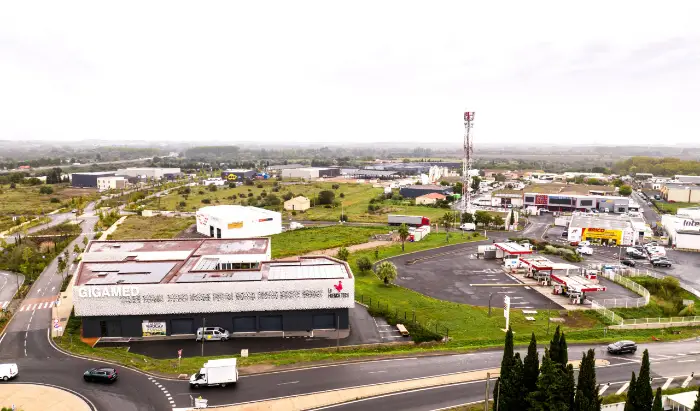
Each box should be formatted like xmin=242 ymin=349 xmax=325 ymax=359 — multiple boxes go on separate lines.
xmin=107 ymin=320 xmax=122 ymax=337
xmin=209 ymin=225 xmax=214 ymax=237
xmin=233 ymin=316 xmax=257 ymax=332
xmin=216 ymin=228 xmax=222 ymax=238
xmin=171 ymin=319 xmax=194 ymax=335
xmin=259 ymin=315 xmax=283 ymax=331
xmin=313 ymin=314 xmax=335 ymax=329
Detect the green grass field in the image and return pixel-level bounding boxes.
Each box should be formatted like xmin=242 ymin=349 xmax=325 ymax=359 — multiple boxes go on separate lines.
xmin=654 ymin=201 xmax=700 ymax=215
xmin=270 ymin=225 xmax=389 ymax=258
xmin=612 ymin=276 xmax=700 ymax=319
xmin=108 ymin=216 xmax=195 ymax=240
xmin=0 ymin=184 xmax=98 ymax=215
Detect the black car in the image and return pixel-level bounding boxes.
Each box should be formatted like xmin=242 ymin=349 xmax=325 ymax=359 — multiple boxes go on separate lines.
xmin=621 ymin=259 xmax=636 ymax=267
xmin=628 ymin=251 xmax=646 ymax=259
xmin=607 ymin=341 xmax=637 ymax=354
xmin=652 ymin=259 xmax=672 ymax=268
xmin=83 ymin=367 xmax=118 ymax=383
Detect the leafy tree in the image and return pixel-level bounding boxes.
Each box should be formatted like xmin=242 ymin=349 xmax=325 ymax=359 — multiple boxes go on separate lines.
xmin=57 ymin=257 xmax=68 ymax=280
xmin=453 ymin=182 xmax=463 ymax=195
xmin=398 ymin=223 xmax=410 ymax=252
xmin=356 ymin=257 xmax=372 ymax=273
xmin=73 ymin=244 xmax=81 ymax=254
xmin=492 ymin=215 xmax=505 ymax=228
xmin=573 ymin=349 xmax=601 ymax=411
xmin=336 ymin=247 xmax=349 ymax=261
xmin=619 ymin=185 xmax=633 ymax=196
xmin=523 ymin=333 xmax=540 ymax=397
xmin=317 ymin=190 xmax=335 ymax=205
xmin=474 ymin=210 xmax=492 ymax=226
xmin=440 ymin=213 xmax=453 ymax=242
xmin=374 ymin=261 xmax=397 ymax=286
xmin=624 ymin=372 xmax=637 ymax=411
xmin=652 ymin=387 xmax=663 ymax=411
xmin=495 ymin=173 xmax=507 ymax=182
xmin=470 ymin=176 xmax=481 ymax=192
xmin=82 ymin=236 xmax=88 ymax=245
xmin=461 ymin=212 xmax=474 ymax=224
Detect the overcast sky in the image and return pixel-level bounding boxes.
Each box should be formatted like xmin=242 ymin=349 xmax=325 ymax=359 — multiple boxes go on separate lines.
xmin=1 ymin=1 xmax=699 ymax=146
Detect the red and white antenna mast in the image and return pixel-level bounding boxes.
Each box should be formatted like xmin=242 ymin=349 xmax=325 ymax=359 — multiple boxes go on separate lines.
xmin=462 ymin=111 xmax=475 ymax=212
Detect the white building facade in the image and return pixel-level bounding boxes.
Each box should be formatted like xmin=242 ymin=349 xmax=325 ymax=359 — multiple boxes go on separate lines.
xmin=196 ymin=205 xmax=282 ymax=239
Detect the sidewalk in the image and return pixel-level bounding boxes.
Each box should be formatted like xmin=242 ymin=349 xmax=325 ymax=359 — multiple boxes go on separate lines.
xmin=0 ymin=384 xmax=91 ymax=411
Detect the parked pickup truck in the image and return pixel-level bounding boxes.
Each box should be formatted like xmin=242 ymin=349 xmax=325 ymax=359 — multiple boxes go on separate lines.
xmin=190 ymin=358 xmax=238 ymax=388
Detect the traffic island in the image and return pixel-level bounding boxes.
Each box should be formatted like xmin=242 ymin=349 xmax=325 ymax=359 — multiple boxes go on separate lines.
xmin=0 ymin=383 xmax=91 ymax=411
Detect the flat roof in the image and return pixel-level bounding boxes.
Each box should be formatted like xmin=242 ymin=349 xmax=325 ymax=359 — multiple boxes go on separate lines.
xmin=223 ymin=169 xmax=254 ymax=172
xmin=569 ymin=213 xmax=632 ymax=230
xmin=77 ymin=239 xmax=351 ymax=286
xmin=494 ymin=242 xmax=533 ymax=255
xmin=551 ymin=273 xmax=606 ymax=292
xmin=197 ymin=205 xmax=280 ymax=219
xmin=72 ymin=171 xmax=117 ymax=175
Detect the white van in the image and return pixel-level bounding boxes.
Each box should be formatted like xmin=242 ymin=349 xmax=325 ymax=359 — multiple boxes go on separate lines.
xmin=0 ymin=363 xmax=18 ymax=381
xmin=196 ymin=327 xmax=230 ymax=342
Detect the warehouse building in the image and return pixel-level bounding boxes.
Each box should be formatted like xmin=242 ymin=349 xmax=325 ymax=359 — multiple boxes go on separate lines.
xmin=661 ymin=182 xmax=700 ymax=203
xmin=73 ymin=238 xmax=354 ymax=338
xmin=281 ymin=167 xmax=341 ymax=179
xmin=662 ymin=207 xmax=700 ymax=251
xmin=399 ymin=184 xmax=452 ymax=199
xmin=220 ymin=169 xmax=256 ymax=182
xmin=196 ymin=205 xmax=282 ymax=239
xmin=523 ymin=193 xmax=630 ymax=213
xmin=115 ymin=167 xmax=181 ymax=180
xmin=567 ymin=212 xmax=640 ymax=246
xmin=97 ymin=176 xmax=128 ymax=192
xmin=71 ymin=171 xmax=116 ymax=188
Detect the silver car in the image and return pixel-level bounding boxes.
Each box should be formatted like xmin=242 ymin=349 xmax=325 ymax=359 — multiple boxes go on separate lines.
xmin=196 ymin=327 xmax=230 ymax=342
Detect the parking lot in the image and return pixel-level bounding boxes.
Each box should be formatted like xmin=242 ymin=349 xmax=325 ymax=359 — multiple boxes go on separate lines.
xmin=389 ymin=242 xmax=561 ymax=309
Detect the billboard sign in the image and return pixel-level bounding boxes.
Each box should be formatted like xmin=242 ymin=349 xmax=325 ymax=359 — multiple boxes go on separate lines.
xmin=228 ymin=222 xmax=244 ymax=229
xmin=581 ymin=227 xmax=622 ymax=243
xmin=535 ymin=195 xmax=548 ymax=205
xmin=142 ymin=321 xmax=167 ymax=336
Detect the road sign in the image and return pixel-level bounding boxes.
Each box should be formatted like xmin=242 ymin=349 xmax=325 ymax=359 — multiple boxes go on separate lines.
xmin=503 ymin=296 xmax=511 ymax=331
xmin=53 ymin=319 xmax=60 ymax=329
xmin=178 ymin=349 xmax=182 ymax=359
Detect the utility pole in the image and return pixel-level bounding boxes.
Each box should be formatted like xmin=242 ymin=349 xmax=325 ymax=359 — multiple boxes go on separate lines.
xmin=484 ymin=372 xmax=490 ymax=411
xmin=461 ymin=111 xmax=475 ymax=213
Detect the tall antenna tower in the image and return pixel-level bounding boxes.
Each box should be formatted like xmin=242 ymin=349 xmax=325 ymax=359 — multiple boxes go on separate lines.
xmin=461 ymin=111 xmax=475 ymax=212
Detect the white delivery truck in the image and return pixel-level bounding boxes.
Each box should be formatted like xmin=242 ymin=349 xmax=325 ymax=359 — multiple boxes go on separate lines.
xmin=189 ymin=358 xmax=238 ymax=388
xmin=459 ymin=223 xmax=476 ymax=231
xmin=0 ymin=363 xmax=18 ymax=381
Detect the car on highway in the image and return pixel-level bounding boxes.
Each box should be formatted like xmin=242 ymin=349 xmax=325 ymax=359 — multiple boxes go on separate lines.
xmin=621 ymin=259 xmax=636 ymax=267
xmin=607 ymin=340 xmax=637 ymax=355
xmin=83 ymin=367 xmax=118 ymax=383
xmin=0 ymin=363 xmax=18 ymax=381
xmin=196 ymin=327 xmax=230 ymax=342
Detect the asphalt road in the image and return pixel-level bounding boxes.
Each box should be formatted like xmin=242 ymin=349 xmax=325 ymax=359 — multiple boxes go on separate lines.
xmin=0 ymin=271 xmax=24 ymax=311
xmin=2 ymin=211 xmax=76 ymax=246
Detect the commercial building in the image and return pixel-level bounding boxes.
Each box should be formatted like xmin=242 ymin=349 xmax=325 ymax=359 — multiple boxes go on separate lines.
xmin=662 ymin=208 xmax=700 ymax=251
xmin=523 ymin=193 xmax=630 ymax=213
xmin=661 ymin=182 xmax=700 ymax=203
xmin=284 ymin=196 xmax=311 ymax=211
xmin=220 ymin=169 xmax=256 ymax=182
xmin=71 ymin=171 xmax=116 ymax=188
xmin=567 ymin=212 xmax=640 ymax=246
xmin=399 ymin=185 xmax=452 ymax=199
xmin=97 ymin=176 xmax=128 ymax=192
xmin=196 ymin=205 xmax=282 ymax=239
xmin=203 ymin=178 xmax=227 ymax=186
xmin=281 ymin=167 xmax=341 ymax=179
xmin=73 ymin=238 xmax=354 ymax=338
xmin=415 ymin=193 xmax=446 ymax=205
xmin=491 ymin=193 xmax=524 ymax=208
xmin=340 ymin=169 xmax=399 ymax=180
xmin=115 ymin=167 xmax=181 ymax=180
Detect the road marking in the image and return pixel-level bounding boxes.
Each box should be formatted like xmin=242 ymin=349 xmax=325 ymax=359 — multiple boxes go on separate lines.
xmin=277 ymin=381 xmax=299 ymax=385
xmin=676 ymin=353 xmax=687 ymax=356
xmin=615 ymin=382 xmax=629 ymax=395
xmin=598 ymin=384 xmax=610 ymax=395
xmin=368 ymin=371 xmax=387 ymax=374
xmin=662 ymin=378 xmax=674 ymax=390
xmin=689 ymin=352 xmax=700 ymax=355
xmin=682 ymin=375 xmax=694 ymax=388
xmin=1 ymin=301 xmax=8 ymax=310
xmin=678 ymin=360 xmax=695 ymax=363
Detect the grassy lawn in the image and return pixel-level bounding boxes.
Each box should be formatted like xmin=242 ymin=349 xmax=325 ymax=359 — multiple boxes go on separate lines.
xmin=270 ymin=225 xmax=389 ymax=258
xmin=0 ymin=184 xmax=98 ymax=215
xmin=654 ymin=201 xmax=700 ymax=215
xmin=613 ymin=276 xmax=700 ymax=319
xmin=108 ymin=216 xmax=195 ymax=240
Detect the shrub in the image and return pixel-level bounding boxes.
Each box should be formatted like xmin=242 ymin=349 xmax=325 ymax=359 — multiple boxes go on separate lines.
xmin=339 ymin=214 xmax=348 ymax=222
xmin=339 ymin=193 xmax=345 ymax=198
xmin=356 ymin=256 xmax=372 ymax=272
xmin=179 ymin=201 xmax=187 ymax=207
xmin=9 ymin=183 xmax=16 ymax=189
xmin=256 ymin=183 xmax=263 ymax=189
xmin=50 ymin=197 xmax=60 ymax=203
xmin=208 ymin=184 xmax=218 ymax=192
xmin=331 ymin=184 xmax=340 ymax=190
xmin=198 ymin=190 xmax=205 ymax=195
xmin=336 ymin=247 xmax=350 ymax=261
xmin=283 ymin=192 xmax=294 ymax=201
xmin=39 ymin=186 xmax=53 ymax=194
xmin=201 ymin=199 xmax=211 ymax=204
xmin=291 ymin=210 xmax=297 ymax=216
xmin=248 ymin=192 xmax=253 ymax=197
xmin=317 ymin=190 xmax=335 ymax=205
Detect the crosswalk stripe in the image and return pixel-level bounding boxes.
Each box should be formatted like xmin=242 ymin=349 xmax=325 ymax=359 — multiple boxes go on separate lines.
xmin=662 ymin=377 xmax=674 ymax=390
xmin=598 ymin=384 xmax=610 ymax=395
xmin=20 ymin=305 xmax=27 ymax=311
xmin=43 ymin=302 xmax=50 ymax=309
xmin=682 ymin=376 xmax=693 ymax=388
xmin=1 ymin=301 xmax=8 ymax=310
xmin=31 ymin=303 xmax=37 ymax=310
xmin=616 ymin=382 xmax=629 ymax=395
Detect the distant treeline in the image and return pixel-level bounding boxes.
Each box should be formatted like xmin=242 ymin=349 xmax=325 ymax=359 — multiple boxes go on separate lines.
xmin=612 ymin=156 xmax=700 ymax=177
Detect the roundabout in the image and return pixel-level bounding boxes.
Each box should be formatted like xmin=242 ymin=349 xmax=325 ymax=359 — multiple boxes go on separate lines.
xmin=0 ymin=383 xmax=93 ymax=411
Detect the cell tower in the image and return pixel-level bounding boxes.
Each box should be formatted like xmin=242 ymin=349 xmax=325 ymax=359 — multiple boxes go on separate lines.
xmin=461 ymin=111 xmax=475 ymax=212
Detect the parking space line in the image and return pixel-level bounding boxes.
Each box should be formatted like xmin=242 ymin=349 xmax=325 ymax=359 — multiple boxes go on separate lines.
xmin=598 ymin=384 xmax=610 ymax=395
xmin=615 ymin=382 xmax=629 ymax=395
xmin=662 ymin=378 xmax=674 ymax=390
xmin=682 ymin=376 xmax=694 ymax=388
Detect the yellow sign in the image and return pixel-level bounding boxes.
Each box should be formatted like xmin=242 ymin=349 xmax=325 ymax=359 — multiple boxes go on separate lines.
xmin=228 ymin=221 xmax=244 ymax=229
xmin=581 ymin=228 xmax=621 ymax=243
xmin=227 ymin=174 xmax=237 ymax=181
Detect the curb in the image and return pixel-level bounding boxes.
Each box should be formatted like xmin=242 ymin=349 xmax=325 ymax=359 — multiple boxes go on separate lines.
xmin=3 ymin=382 xmax=97 ymax=411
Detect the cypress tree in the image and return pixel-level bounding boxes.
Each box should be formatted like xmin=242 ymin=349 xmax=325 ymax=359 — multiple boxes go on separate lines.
xmin=635 ymin=350 xmax=654 ymax=411
xmin=692 ymin=384 xmax=700 ymax=411
xmin=574 ymin=349 xmax=601 ymax=411
xmin=565 ymin=363 xmax=576 ymax=410
xmin=528 ymin=349 xmax=569 ymax=411
xmin=624 ymin=372 xmax=637 ymax=411
xmin=523 ymin=333 xmax=540 ymax=397
xmin=559 ymin=333 xmax=569 ymax=366
xmin=651 ymin=387 xmax=663 ymax=411
xmin=494 ymin=327 xmax=524 ymax=411
xmin=550 ymin=325 xmax=561 ymax=365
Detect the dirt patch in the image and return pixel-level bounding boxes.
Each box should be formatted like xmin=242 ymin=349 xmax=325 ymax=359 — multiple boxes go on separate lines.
xmin=559 ymin=311 xmax=598 ymax=328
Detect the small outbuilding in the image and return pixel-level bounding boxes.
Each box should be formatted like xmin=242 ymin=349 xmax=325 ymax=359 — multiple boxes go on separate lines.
xmin=284 ymin=196 xmax=311 ymax=211
xmin=415 ymin=193 xmax=447 ymax=205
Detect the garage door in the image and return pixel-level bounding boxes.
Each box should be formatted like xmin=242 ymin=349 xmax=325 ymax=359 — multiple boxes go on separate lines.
xmin=233 ymin=316 xmax=257 ymax=332
xmin=171 ymin=319 xmax=194 ymax=335
xmin=313 ymin=314 xmax=335 ymax=329
xmin=259 ymin=315 xmax=283 ymax=331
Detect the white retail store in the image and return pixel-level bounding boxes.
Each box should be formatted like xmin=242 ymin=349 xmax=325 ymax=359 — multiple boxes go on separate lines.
xmin=196 ymin=205 xmax=282 ymax=239
xmin=662 ymin=207 xmax=700 ymax=251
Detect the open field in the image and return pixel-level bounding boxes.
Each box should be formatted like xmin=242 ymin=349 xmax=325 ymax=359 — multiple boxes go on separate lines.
xmin=654 ymin=201 xmax=700 ymax=215
xmin=0 ymin=184 xmax=98 ymax=215
xmin=270 ymin=225 xmax=389 ymax=258
xmin=108 ymin=216 xmax=195 ymax=240
xmin=613 ymin=276 xmax=700 ymax=319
